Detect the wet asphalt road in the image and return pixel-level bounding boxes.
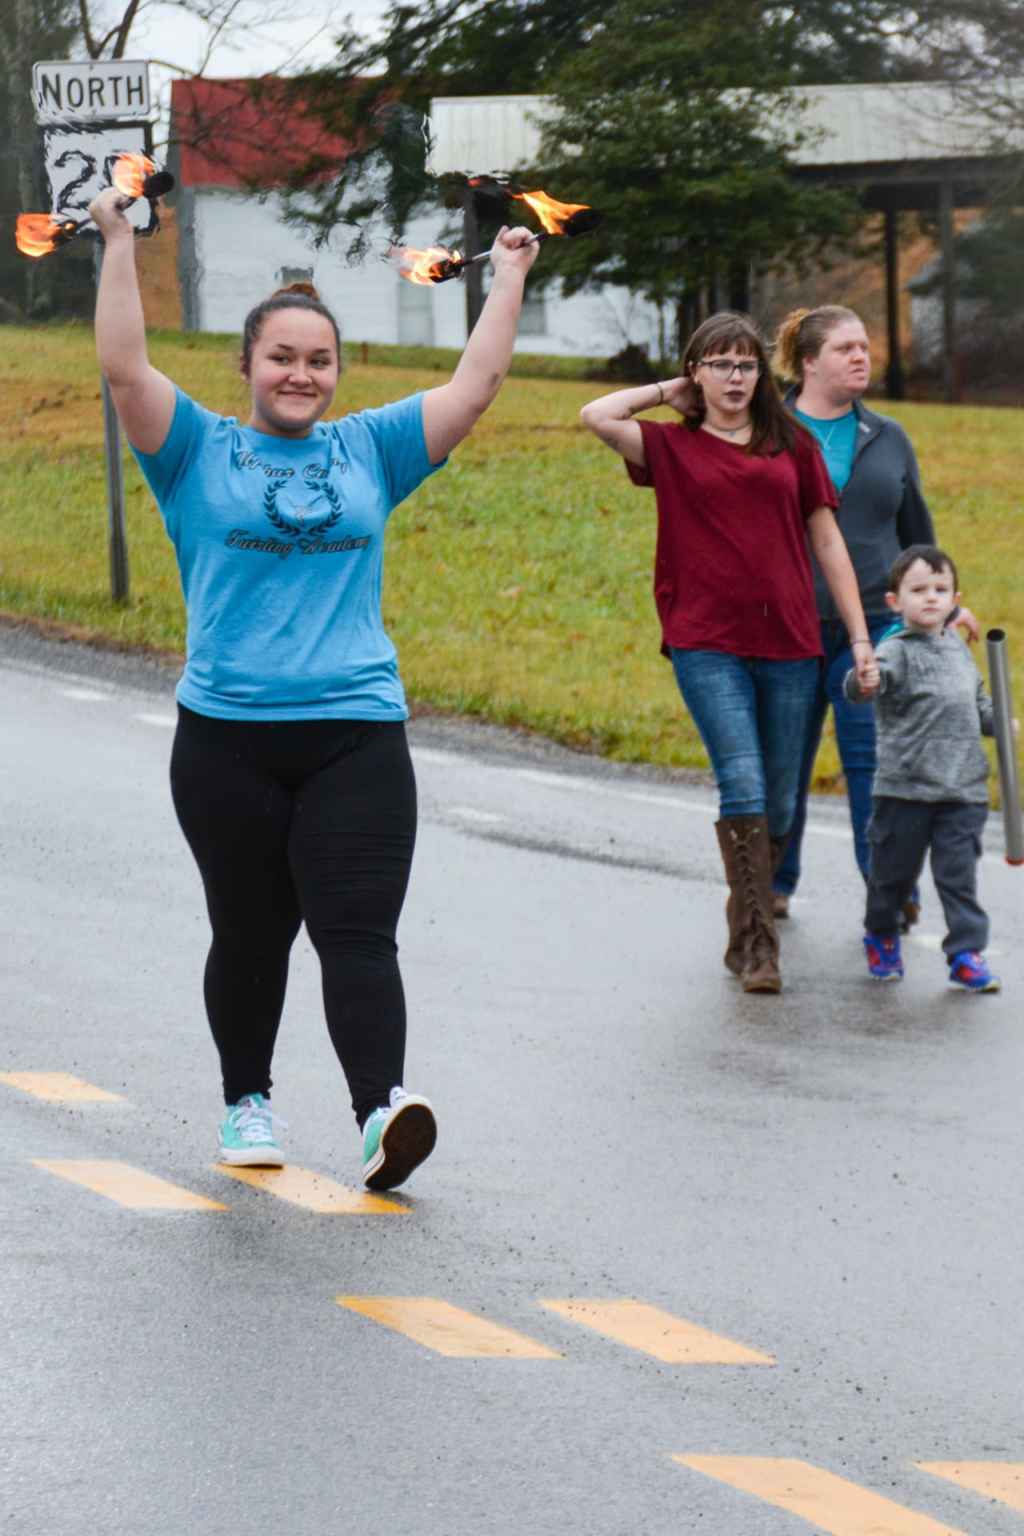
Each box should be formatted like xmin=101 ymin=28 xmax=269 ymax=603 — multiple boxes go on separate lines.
xmin=3 ymin=623 xmax=1022 ymax=1536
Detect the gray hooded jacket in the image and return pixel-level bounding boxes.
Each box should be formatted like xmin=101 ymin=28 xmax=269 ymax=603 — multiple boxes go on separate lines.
xmin=845 ymin=628 xmax=994 ymax=803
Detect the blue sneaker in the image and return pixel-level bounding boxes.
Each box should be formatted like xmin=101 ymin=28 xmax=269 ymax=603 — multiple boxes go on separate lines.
xmin=864 ymin=933 xmax=904 ymax=981
xmin=948 ymin=951 xmax=1001 ymax=993
xmin=362 ymin=1087 xmax=437 ymax=1191
xmin=217 ymin=1093 xmax=285 ymax=1166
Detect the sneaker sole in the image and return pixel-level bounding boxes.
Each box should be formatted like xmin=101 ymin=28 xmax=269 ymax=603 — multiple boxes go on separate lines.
xmin=869 ymin=972 xmax=903 ymax=982
xmin=216 ymin=1146 xmax=285 ymax=1167
xmin=948 ymin=978 xmax=1001 ymax=993
xmin=364 ymin=1101 xmax=437 ymax=1191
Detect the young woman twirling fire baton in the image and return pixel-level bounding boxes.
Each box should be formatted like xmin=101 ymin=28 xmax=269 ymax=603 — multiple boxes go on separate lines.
xmin=89 ymin=183 xmax=539 ymax=1187
xmin=580 ymin=312 xmax=878 ymax=994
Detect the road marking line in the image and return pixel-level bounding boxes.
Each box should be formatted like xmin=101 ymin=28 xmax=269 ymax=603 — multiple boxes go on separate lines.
xmin=336 ymin=1297 xmax=562 ymax=1358
xmin=0 ymin=1071 xmax=125 ymax=1102
xmin=33 ymin=1159 xmax=227 ymax=1211
xmin=917 ymin=1462 xmax=1024 ymax=1512
xmin=136 ymin=712 xmax=176 ymax=728
xmin=450 ymin=806 xmax=505 ymax=824
xmin=539 ymin=1299 xmax=774 ymax=1364
xmin=676 ymin=1457 xmax=965 ymax=1534
xmin=59 ymin=686 xmax=110 ymax=702
xmin=216 ymin=1165 xmax=407 ymax=1214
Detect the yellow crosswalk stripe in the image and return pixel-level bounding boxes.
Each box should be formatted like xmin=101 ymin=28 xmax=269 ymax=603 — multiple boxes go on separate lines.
xmin=216 ymin=1164 xmax=407 ymax=1214
xmin=337 ymin=1297 xmax=562 ymax=1358
xmin=33 ymin=1159 xmax=227 ymax=1211
xmin=917 ymin=1462 xmax=1024 ymax=1512
xmin=539 ymin=1299 xmax=774 ymax=1364
xmin=675 ymin=1456 xmax=965 ymax=1534
xmin=1 ymin=1071 xmax=125 ymax=1102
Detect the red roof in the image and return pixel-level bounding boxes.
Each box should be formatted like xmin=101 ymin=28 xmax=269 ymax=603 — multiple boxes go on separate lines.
xmin=171 ymin=77 xmax=351 ymax=189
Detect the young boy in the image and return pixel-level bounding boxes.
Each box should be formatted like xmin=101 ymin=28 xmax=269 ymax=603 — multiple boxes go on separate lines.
xmin=845 ymin=544 xmax=1001 ymax=992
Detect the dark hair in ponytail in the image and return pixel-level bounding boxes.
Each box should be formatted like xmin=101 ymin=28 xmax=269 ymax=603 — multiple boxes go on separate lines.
xmin=240 ymin=282 xmax=342 ymax=374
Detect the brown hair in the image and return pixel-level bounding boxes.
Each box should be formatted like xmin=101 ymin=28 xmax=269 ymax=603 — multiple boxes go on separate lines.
xmin=240 ymin=282 xmax=342 ymax=375
xmin=682 ymin=311 xmax=800 ymax=457
xmin=773 ymin=305 xmax=860 ymax=383
xmin=888 ymin=543 xmax=959 ymax=593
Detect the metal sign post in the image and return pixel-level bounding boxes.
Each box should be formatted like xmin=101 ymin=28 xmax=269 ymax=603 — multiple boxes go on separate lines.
xmin=93 ymin=242 xmax=129 ymax=604
xmin=31 ymin=58 xmax=154 ymax=606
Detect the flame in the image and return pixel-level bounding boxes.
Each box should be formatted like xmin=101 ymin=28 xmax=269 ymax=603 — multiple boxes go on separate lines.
xmin=511 ymin=188 xmax=590 ymax=235
xmin=393 ymin=243 xmax=464 ymax=285
xmin=112 ymin=152 xmax=156 ymax=200
xmin=15 ymin=214 xmax=78 ymax=258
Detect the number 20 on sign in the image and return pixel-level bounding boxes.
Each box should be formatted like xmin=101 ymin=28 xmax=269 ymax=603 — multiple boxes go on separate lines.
xmin=42 ymin=125 xmax=156 ymax=237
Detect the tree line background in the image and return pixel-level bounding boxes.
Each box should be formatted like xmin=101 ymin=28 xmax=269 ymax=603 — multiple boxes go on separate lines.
xmin=3 ymin=0 xmax=1023 ymax=380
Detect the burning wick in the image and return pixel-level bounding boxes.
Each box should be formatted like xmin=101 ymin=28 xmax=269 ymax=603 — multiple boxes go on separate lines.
xmin=394 ymin=188 xmax=602 ymax=285
xmin=15 ymin=214 xmax=82 ymax=258
xmin=111 ymin=153 xmax=176 ymax=209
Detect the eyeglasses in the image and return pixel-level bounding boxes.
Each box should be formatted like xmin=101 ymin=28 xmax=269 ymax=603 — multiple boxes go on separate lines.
xmin=698 ymin=358 xmax=761 ymax=379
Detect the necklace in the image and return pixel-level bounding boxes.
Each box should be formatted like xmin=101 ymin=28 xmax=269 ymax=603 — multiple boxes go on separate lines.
xmin=704 ymin=418 xmax=751 ymax=438
xmin=800 ymin=409 xmax=852 ymax=452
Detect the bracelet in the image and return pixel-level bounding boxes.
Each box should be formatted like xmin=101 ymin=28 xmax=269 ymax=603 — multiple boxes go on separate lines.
xmin=850 ymin=637 xmax=872 ymax=647
xmin=653 ymin=382 xmax=664 ymax=406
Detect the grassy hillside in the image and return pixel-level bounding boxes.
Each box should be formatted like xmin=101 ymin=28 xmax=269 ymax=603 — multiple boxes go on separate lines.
xmin=2 ymin=324 xmax=1021 ymax=790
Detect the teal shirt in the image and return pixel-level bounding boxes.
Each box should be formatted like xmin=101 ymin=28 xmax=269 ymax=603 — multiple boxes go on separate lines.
xmin=132 ymin=388 xmax=444 ymax=720
xmin=795 ymin=407 xmax=858 ymax=492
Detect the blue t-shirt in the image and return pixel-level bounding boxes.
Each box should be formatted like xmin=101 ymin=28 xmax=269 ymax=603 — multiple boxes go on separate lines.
xmin=132 ymin=389 xmax=444 ymax=720
xmin=795 ymin=408 xmax=858 ymax=492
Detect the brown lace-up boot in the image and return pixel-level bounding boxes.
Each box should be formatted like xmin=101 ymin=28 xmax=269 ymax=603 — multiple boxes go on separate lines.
xmin=714 ymin=816 xmax=782 ymax=994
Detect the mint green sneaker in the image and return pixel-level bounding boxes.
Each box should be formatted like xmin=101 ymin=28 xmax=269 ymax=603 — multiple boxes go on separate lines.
xmin=362 ymin=1087 xmax=437 ymax=1190
xmin=217 ymin=1093 xmax=285 ymax=1167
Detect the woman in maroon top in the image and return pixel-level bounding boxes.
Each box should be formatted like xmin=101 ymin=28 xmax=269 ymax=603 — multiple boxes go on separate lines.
xmin=581 ymin=312 xmax=878 ymax=993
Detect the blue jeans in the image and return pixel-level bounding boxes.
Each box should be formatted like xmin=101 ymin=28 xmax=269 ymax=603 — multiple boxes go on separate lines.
xmin=671 ymin=649 xmax=820 ymax=838
xmin=774 ymin=616 xmax=892 ymax=896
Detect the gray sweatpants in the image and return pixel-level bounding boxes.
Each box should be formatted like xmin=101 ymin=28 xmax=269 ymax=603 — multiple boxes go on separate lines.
xmin=866 ymin=796 xmax=989 ymax=956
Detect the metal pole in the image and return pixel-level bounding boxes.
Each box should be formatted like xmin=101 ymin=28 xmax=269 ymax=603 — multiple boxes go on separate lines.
xmin=93 ymin=242 xmax=130 ymax=604
xmin=985 ymin=628 xmax=1023 ymax=866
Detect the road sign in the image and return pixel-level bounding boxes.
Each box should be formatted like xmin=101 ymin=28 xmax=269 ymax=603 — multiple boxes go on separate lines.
xmin=40 ymin=123 xmax=156 ymax=237
xmin=32 ymin=60 xmax=151 ymax=124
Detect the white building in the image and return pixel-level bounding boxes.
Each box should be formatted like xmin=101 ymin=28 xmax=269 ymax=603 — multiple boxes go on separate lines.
xmin=169 ymin=77 xmax=664 ymax=357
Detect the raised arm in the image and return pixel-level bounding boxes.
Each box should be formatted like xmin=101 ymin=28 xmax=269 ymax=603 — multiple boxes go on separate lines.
xmin=807 ymin=506 xmax=879 ymax=694
xmin=88 ymin=186 xmax=176 ymax=454
xmin=421 ymin=226 xmax=540 ymax=464
xmin=579 ymin=376 xmax=694 ymax=467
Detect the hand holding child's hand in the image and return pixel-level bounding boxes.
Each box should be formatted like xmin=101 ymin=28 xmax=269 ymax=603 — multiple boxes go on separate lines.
xmin=853 ymin=641 xmax=879 ymax=697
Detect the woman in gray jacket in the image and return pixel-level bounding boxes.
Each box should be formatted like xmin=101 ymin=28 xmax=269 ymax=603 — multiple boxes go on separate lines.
xmin=771 ymin=305 xmax=978 ymax=918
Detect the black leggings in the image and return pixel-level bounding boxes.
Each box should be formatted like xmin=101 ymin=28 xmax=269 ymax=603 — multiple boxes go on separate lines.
xmin=170 ymin=706 xmax=417 ymax=1126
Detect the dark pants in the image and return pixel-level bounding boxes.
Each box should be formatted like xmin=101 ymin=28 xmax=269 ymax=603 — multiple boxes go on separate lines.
xmin=865 ymin=796 xmax=989 ymax=956
xmin=170 ymin=706 xmax=417 ymax=1126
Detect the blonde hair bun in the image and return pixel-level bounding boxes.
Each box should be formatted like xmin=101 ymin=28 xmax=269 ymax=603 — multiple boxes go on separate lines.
xmin=773 ymin=308 xmax=813 ymax=381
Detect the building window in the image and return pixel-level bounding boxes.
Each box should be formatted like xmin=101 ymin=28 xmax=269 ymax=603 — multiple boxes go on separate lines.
xmin=397 ymin=273 xmax=436 ymax=346
xmin=518 ymin=289 xmax=547 ymax=336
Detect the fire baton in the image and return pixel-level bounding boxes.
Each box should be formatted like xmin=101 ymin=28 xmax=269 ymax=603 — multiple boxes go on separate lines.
xmin=986 ymin=627 xmax=1024 ymax=865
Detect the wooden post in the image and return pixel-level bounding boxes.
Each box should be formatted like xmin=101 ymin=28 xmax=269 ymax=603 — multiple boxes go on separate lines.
xmin=462 ymin=186 xmax=484 ymax=337
xmin=884 ymin=208 xmax=905 ymax=400
xmin=938 ymin=177 xmax=957 ymax=404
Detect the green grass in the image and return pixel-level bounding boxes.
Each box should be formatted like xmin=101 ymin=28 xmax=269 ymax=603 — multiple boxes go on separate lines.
xmin=2 ymin=324 xmax=1022 ymax=792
